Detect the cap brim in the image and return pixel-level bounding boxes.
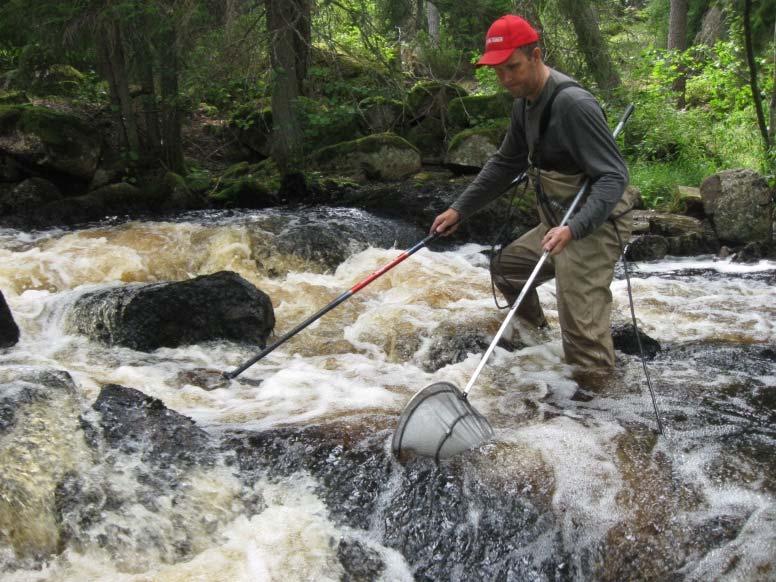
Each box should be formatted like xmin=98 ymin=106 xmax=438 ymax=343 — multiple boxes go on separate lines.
xmin=475 ymin=48 xmax=516 ymax=67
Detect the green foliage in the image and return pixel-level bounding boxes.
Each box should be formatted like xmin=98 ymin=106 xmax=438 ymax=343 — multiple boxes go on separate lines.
xmin=293 ymin=96 xmax=362 ymax=151
xmin=415 ymin=32 xmax=467 ymax=81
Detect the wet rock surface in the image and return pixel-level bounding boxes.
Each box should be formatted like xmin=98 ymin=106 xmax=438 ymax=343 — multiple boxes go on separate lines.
xmin=612 ymin=323 xmax=661 ymax=358
xmin=87 ymin=383 xmax=213 ymax=467
xmin=0 ymin=291 xmax=19 ymax=349
xmin=335 ymin=179 xmax=539 ymax=246
xmin=64 ymin=271 xmax=274 ymax=351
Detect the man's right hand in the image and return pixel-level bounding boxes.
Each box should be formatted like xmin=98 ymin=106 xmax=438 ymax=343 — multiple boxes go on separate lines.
xmin=430 ymin=208 xmax=461 ymax=236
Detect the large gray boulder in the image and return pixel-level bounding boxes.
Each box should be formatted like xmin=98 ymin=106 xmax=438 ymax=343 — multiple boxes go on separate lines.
xmin=0 ymin=290 xmax=20 ymax=348
xmin=445 ymin=124 xmax=508 ymax=171
xmin=64 ymin=271 xmax=275 ymax=352
xmin=0 ymin=104 xmax=101 ymax=180
xmin=701 ymin=169 xmax=773 ymax=245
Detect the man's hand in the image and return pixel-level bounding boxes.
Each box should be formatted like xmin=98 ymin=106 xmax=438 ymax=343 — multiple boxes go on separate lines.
xmin=430 ymin=208 xmax=461 ymax=236
xmin=542 ymin=225 xmax=573 ymax=255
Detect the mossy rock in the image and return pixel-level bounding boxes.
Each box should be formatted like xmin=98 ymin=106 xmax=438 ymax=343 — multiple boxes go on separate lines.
xmin=358 ymin=97 xmax=404 ymax=133
xmin=402 ymin=116 xmax=448 ymax=164
xmin=446 ymin=122 xmax=510 ymax=170
xmin=406 ymin=81 xmax=468 ymax=122
xmin=310 ymin=46 xmax=371 ymax=79
xmin=309 ymin=133 xmax=421 ymax=181
xmin=0 ymin=104 xmax=100 ymax=180
xmin=448 ymin=93 xmax=514 ymax=128
xmin=157 ymin=172 xmax=206 ymax=211
xmin=228 ymin=106 xmax=273 ymax=157
xmin=0 ymin=91 xmax=29 ymax=105
xmin=210 ymin=159 xmax=281 ymax=208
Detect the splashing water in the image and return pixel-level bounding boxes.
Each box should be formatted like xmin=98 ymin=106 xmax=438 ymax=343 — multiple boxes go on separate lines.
xmin=0 ymin=210 xmax=774 ymax=580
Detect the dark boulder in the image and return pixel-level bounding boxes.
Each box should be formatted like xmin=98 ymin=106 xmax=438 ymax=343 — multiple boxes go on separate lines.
xmin=0 ymin=177 xmax=61 ymax=217
xmin=624 ymin=234 xmax=669 ymax=262
xmin=337 ymin=538 xmax=386 ymax=582
xmin=64 ymin=271 xmax=274 ymax=351
xmin=89 ymin=383 xmax=212 ymax=468
xmin=0 ymin=290 xmax=19 ymax=348
xmin=0 ymin=104 xmax=101 ymax=181
xmin=732 ymin=241 xmax=776 ymax=264
xmin=335 ymin=178 xmax=538 ymax=246
xmin=612 ymin=323 xmax=661 ymax=359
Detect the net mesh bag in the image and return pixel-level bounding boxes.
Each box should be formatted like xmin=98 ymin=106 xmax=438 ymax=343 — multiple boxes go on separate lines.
xmin=392 ymin=381 xmax=494 ymax=461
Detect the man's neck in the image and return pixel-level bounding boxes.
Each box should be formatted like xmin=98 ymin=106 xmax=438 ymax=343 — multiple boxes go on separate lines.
xmin=526 ymin=64 xmax=550 ymax=104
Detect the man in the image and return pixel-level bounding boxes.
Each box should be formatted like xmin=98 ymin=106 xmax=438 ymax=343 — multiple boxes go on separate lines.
xmin=430 ymin=14 xmax=632 ymax=369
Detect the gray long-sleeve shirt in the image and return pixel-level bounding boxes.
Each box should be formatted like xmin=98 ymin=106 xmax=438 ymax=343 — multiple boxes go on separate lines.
xmin=450 ymin=69 xmax=628 ymax=239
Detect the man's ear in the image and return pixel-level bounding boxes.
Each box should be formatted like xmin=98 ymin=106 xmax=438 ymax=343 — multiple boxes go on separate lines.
xmin=531 ymin=46 xmax=542 ymax=62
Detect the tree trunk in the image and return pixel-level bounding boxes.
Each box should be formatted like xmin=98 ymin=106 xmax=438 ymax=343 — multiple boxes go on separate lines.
xmin=426 ymin=1 xmax=440 ymax=46
xmin=158 ymin=18 xmax=185 ymax=174
xmin=135 ymin=9 xmax=162 ymax=160
xmin=267 ymin=0 xmax=311 ymax=172
xmin=556 ymin=0 xmax=621 ymax=93
xmin=770 ymin=19 xmax=775 ymax=151
xmin=743 ymin=0 xmax=771 ymax=161
xmin=668 ymin=0 xmax=688 ymax=107
xmin=96 ymin=19 xmax=140 ymax=157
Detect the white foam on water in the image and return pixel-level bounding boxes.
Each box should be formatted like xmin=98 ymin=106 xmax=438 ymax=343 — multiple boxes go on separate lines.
xmin=508 ymin=416 xmax=627 ymax=564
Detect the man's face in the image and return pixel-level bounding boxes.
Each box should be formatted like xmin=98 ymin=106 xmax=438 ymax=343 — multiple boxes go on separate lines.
xmin=492 ymin=48 xmax=541 ymax=99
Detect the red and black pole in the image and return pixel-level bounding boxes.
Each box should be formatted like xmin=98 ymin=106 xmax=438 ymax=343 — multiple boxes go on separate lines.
xmin=224 ymin=172 xmax=528 ymax=381
xmin=224 ymin=232 xmax=440 ymax=379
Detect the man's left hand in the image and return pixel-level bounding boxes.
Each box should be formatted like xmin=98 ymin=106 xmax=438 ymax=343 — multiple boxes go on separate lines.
xmin=542 ymin=226 xmax=573 ymax=255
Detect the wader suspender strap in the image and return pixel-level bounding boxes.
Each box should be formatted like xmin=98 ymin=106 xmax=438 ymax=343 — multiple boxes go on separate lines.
xmin=523 ymin=81 xmax=581 ymax=226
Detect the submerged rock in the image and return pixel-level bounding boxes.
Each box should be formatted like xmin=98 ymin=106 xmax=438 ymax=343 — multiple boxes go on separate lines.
xmin=88 ymin=384 xmax=212 ymax=468
xmin=0 ymin=290 xmax=20 ymax=348
xmin=0 ymin=367 xmax=85 ymax=560
xmin=612 ymin=323 xmax=661 ymax=358
xmin=64 ymin=271 xmax=274 ymax=351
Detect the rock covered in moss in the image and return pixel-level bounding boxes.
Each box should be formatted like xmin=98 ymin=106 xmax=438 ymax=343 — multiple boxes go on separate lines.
xmin=445 ymin=122 xmax=509 ymax=170
xmin=447 ymin=92 xmax=514 ymax=128
xmin=209 ymin=159 xmax=281 ymax=208
xmin=358 ymin=96 xmax=404 ymax=133
xmin=0 ymin=104 xmax=101 ymax=180
xmin=405 ymin=81 xmax=467 ymax=122
xmin=701 ymin=168 xmax=773 ymax=245
xmin=310 ymin=132 xmax=421 ymax=181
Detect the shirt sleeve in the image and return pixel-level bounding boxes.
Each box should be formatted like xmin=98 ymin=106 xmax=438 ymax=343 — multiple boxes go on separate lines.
xmin=560 ymin=95 xmax=629 ymax=239
xmin=450 ymin=101 xmax=529 ymax=218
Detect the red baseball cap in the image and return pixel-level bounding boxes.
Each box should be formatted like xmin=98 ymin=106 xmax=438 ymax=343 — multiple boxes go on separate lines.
xmin=476 ymin=15 xmax=540 ymax=66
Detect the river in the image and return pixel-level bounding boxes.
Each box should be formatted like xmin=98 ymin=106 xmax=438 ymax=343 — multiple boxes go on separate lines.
xmin=1 ymin=208 xmax=774 ymax=581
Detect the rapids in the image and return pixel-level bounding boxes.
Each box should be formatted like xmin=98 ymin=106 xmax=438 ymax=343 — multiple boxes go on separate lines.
xmin=0 ymin=208 xmax=774 ymax=580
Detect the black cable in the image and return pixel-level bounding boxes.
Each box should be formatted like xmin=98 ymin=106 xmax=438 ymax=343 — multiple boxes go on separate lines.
xmin=614 ymin=222 xmax=665 ymax=435
xmin=489 ymin=178 xmax=529 ymax=310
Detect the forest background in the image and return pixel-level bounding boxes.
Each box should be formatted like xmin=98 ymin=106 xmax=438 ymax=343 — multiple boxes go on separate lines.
xmin=1 ymin=0 xmax=773 ymax=209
